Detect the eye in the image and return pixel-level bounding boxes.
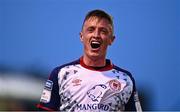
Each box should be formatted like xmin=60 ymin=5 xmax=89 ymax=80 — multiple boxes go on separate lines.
xmin=100 ymin=28 xmax=108 ymax=35
xmin=87 ymin=27 xmax=95 ymax=33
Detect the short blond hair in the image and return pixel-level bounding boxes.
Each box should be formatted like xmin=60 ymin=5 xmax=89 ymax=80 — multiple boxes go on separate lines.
xmin=82 ymin=9 xmax=114 ymax=34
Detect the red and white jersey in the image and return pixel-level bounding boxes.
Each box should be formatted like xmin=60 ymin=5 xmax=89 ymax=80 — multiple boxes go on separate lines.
xmin=37 ymin=57 xmax=137 ymax=111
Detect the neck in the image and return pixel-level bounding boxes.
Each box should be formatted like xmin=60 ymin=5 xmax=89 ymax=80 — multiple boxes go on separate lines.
xmin=83 ymin=55 xmax=106 ymax=67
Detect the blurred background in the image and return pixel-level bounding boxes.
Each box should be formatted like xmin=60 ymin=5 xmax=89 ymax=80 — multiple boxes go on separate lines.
xmin=0 ymin=0 xmax=179 ymax=111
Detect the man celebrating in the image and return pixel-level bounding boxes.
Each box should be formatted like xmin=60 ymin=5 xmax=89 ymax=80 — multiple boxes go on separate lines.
xmin=37 ymin=9 xmax=142 ymax=111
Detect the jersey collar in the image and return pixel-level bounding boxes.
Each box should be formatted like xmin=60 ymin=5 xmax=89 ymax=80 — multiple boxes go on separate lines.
xmin=80 ymin=56 xmax=114 ymax=71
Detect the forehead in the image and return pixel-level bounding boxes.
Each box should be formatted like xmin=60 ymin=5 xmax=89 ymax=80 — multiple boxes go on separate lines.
xmin=83 ymin=17 xmax=112 ymax=29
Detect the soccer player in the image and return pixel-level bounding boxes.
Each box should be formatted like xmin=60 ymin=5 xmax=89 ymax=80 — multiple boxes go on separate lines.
xmin=37 ymin=9 xmax=142 ymax=111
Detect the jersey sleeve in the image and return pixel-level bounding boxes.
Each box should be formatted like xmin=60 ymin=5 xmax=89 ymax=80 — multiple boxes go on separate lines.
xmin=125 ymin=89 xmax=136 ymax=111
xmin=113 ymin=65 xmax=140 ymax=111
xmin=37 ymin=67 xmax=60 ymax=111
xmin=125 ymin=74 xmax=137 ymax=111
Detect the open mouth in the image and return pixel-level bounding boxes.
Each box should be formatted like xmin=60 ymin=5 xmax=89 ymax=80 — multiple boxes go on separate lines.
xmin=90 ymin=41 xmax=101 ymax=49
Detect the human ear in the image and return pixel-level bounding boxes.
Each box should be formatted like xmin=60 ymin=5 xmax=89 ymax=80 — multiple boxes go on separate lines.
xmin=80 ymin=32 xmax=83 ymax=42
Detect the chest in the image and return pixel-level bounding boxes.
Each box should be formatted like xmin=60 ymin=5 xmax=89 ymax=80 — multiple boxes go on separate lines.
xmin=59 ymin=67 xmax=132 ymax=101
xmin=58 ymin=66 xmax=133 ymax=111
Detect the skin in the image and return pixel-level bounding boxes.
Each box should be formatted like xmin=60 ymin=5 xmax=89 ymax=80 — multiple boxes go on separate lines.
xmin=80 ymin=17 xmax=115 ymax=67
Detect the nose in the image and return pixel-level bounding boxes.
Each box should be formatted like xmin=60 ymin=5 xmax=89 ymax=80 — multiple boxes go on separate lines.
xmin=93 ymin=29 xmax=100 ymax=38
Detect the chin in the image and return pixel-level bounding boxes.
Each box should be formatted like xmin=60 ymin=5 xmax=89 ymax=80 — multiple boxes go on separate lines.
xmin=88 ymin=52 xmax=104 ymax=59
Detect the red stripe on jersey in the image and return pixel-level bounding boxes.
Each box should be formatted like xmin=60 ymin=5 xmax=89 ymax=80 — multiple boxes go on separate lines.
xmin=80 ymin=56 xmax=113 ymax=71
xmin=36 ymin=104 xmax=54 ymax=111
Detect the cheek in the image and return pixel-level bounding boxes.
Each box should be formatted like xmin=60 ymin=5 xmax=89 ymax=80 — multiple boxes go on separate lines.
xmin=82 ymin=37 xmax=90 ymax=48
xmin=102 ymin=37 xmax=111 ymax=46
xmin=83 ymin=37 xmax=89 ymax=44
xmin=82 ymin=34 xmax=91 ymax=44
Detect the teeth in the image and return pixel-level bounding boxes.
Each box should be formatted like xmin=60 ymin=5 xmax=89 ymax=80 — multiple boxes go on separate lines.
xmin=91 ymin=41 xmax=100 ymax=44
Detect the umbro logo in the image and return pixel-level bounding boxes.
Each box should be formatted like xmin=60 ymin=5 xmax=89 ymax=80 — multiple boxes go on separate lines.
xmin=72 ymin=78 xmax=82 ymax=86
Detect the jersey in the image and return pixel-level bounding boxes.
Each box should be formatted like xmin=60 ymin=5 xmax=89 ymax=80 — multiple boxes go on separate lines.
xmin=37 ymin=57 xmax=137 ymax=111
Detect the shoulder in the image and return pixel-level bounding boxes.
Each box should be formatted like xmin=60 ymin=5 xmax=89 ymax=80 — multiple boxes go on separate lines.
xmin=113 ymin=65 xmax=133 ymax=78
xmin=113 ymin=65 xmax=136 ymax=90
xmin=48 ymin=59 xmax=80 ymax=79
